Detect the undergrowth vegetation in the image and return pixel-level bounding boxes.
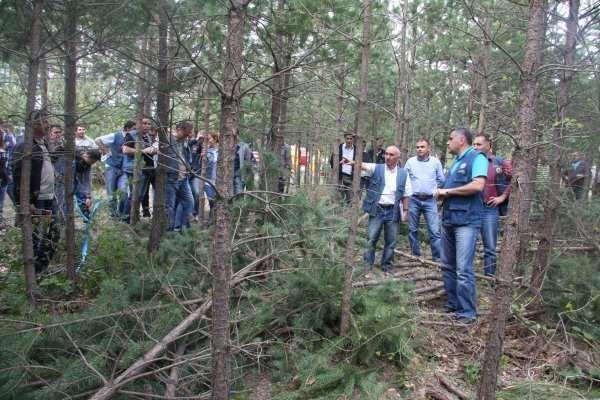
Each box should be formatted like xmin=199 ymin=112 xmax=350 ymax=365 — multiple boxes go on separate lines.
xmin=0 ymin=191 xmax=418 ymax=399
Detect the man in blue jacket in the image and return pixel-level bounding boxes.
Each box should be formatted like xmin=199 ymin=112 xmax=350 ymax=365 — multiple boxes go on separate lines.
xmin=435 ymin=127 xmax=488 ymax=324
xmin=96 ymin=120 xmax=136 ymax=219
xmin=347 ymin=145 xmax=412 ymax=272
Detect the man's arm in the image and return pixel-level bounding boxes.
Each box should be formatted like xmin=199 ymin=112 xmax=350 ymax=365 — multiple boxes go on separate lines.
xmin=346 ymin=159 xmax=375 ymax=176
xmin=435 ymin=159 xmax=445 ymax=187
xmin=436 ymin=177 xmax=485 ymax=199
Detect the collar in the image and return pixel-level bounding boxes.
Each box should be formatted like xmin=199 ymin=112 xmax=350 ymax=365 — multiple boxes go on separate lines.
xmin=343 ymin=144 xmax=354 ymax=151
xmin=417 ymin=155 xmax=430 ymax=162
xmin=456 ymin=146 xmax=474 ymax=160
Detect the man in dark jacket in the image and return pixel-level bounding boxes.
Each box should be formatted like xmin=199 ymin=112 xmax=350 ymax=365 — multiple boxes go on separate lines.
xmin=12 ymin=110 xmax=60 ymax=274
xmin=330 ymin=133 xmax=356 ymax=204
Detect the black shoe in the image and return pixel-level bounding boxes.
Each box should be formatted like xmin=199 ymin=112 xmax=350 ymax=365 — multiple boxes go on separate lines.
xmin=454 ymin=316 xmax=476 ymax=325
xmin=443 ymin=305 xmax=457 ymax=313
xmin=143 ymin=210 xmax=151 ymax=218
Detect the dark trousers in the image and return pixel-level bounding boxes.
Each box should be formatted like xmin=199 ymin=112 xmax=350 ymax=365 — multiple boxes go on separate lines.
xmin=32 ymin=199 xmax=60 ymax=274
xmin=141 ymin=169 xmax=156 ymax=215
xmin=340 ymin=174 xmax=353 ymax=204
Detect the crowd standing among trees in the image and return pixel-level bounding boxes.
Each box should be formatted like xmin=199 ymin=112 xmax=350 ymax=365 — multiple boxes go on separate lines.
xmin=0 ymin=0 xmax=599 ymax=398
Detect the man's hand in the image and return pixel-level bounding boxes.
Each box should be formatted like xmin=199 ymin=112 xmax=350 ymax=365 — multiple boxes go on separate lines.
xmin=84 ymin=198 xmax=92 ymax=209
xmin=435 ymin=188 xmax=450 ymax=200
xmin=401 ymin=212 xmax=408 ymax=223
xmin=487 ymin=194 xmax=506 ymax=207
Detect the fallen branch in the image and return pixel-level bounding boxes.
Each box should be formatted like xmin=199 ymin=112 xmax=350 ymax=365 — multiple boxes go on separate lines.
xmin=395 ymin=250 xmax=502 ymax=284
xmin=353 ymin=277 xmax=410 ymax=288
xmin=353 ymin=274 xmax=441 ymax=288
xmin=89 ymin=250 xmax=285 ymax=400
xmin=394 ymin=261 xmax=424 ymax=268
xmin=414 ymin=283 xmax=444 ymax=295
xmin=435 ymin=372 xmax=469 ymax=400
xmin=164 ymin=342 xmax=186 ymax=398
xmin=412 ymin=289 xmax=446 ymax=303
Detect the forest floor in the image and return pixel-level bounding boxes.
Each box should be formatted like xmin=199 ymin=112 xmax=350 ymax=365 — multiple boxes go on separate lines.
xmin=1 ymin=190 xmax=598 ymax=399
xmin=247 ymin=243 xmax=599 ymax=400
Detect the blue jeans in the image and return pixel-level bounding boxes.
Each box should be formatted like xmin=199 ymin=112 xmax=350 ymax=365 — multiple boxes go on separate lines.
xmin=189 ymin=175 xmax=201 ymax=216
xmin=364 ymin=206 xmax=398 ymax=270
xmin=480 ymin=206 xmax=499 ymax=276
xmin=408 ymin=196 xmax=442 ymax=261
xmin=105 ymin=166 xmax=129 ymax=218
xmin=234 ymin=175 xmax=245 ymax=196
xmin=0 ymin=182 xmax=8 ymax=224
xmin=441 ymin=224 xmax=478 ymax=319
xmin=166 ymin=176 xmax=194 ymax=231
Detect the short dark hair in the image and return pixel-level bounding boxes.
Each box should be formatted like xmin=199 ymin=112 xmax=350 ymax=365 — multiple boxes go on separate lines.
xmin=474 ymin=132 xmax=491 ymax=143
xmin=416 ymin=137 xmax=430 ymax=145
xmin=450 ymin=127 xmax=474 ymax=145
xmin=176 ymin=120 xmax=194 ymax=131
xmin=123 ymin=120 xmax=136 ymax=130
xmin=30 ymin=109 xmax=49 ymax=122
xmin=49 ymin=124 xmax=62 ymax=131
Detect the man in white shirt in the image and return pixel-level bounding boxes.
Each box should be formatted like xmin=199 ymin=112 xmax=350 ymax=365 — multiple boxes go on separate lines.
xmin=347 ymin=145 xmax=412 ymax=272
xmin=330 ymin=133 xmax=356 ymax=204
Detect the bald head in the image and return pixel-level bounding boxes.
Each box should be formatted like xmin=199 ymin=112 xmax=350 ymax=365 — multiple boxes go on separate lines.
xmin=384 ymin=145 xmax=401 ymax=169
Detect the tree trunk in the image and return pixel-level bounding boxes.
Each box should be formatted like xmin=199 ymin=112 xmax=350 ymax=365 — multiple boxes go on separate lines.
xmin=20 ymin=0 xmax=45 ymax=306
xmin=131 ymin=37 xmax=150 ymax=226
xmin=63 ymin=0 xmax=78 ymax=284
xmin=39 ymin=56 xmax=48 ymax=110
xmin=394 ymin=0 xmax=409 ymax=163
xmin=148 ymin=0 xmax=170 ymax=253
xmin=339 ymin=0 xmax=371 ymax=337
xmin=476 ymin=10 xmax=492 ymax=135
xmin=211 ymin=1 xmax=251 ymax=398
xmin=530 ymin=0 xmax=579 ymax=296
xmin=330 ymin=61 xmax=345 ymax=186
xmin=477 ymin=0 xmax=548 ymax=398
xmin=199 ymin=78 xmax=211 ymax=226
xmin=266 ymin=0 xmax=290 ymax=193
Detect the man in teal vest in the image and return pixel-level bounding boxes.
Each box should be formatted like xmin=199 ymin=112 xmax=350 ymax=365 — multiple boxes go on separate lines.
xmin=347 ymin=145 xmax=412 ymax=272
xmin=435 ymin=127 xmax=488 ymax=324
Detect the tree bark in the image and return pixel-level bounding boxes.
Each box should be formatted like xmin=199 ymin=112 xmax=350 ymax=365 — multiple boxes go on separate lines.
xmin=477 ymin=0 xmax=548 ymax=398
xmin=531 ymin=0 xmax=579 ymax=296
xmin=63 ymin=0 xmax=78 ymax=284
xmin=330 ymin=60 xmax=345 ymax=186
xmin=339 ymin=0 xmax=371 ymax=337
xmin=476 ymin=10 xmax=492 ymax=135
xmin=20 ymin=0 xmax=45 ymax=306
xmin=266 ymin=0 xmax=290 ymax=193
xmin=199 ymin=78 xmax=211 ymax=226
xmin=131 ymin=37 xmax=150 ymax=226
xmin=148 ymin=0 xmax=170 ymax=253
xmin=39 ymin=56 xmax=48 ymax=110
xmin=211 ymin=1 xmax=251 ymax=398
xmin=394 ymin=0 xmax=410 ymax=164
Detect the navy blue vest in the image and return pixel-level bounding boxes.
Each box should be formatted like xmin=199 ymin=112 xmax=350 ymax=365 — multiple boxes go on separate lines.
xmin=362 ymin=164 xmax=408 ymax=223
xmin=107 ymin=131 xmax=125 ymax=169
xmin=492 ymin=155 xmax=510 ymax=216
xmin=442 ymin=148 xmax=485 ymax=227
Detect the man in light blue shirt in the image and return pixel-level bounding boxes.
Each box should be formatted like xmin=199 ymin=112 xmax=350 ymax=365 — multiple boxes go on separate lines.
xmin=404 ymin=138 xmax=445 ymax=262
xmin=95 ymin=120 xmax=135 ymax=219
xmin=435 ymin=127 xmax=488 ymax=324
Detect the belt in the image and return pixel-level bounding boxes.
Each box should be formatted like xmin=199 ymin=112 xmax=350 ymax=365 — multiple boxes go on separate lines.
xmin=412 ymin=194 xmax=433 ymax=200
xmin=377 ymin=204 xmax=394 ymax=209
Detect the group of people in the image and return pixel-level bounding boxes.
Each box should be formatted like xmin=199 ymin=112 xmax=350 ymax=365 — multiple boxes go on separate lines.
xmin=0 ymin=111 xmax=258 ymax=274
xmin=334 ymin=128 xmax=512 ymax=324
